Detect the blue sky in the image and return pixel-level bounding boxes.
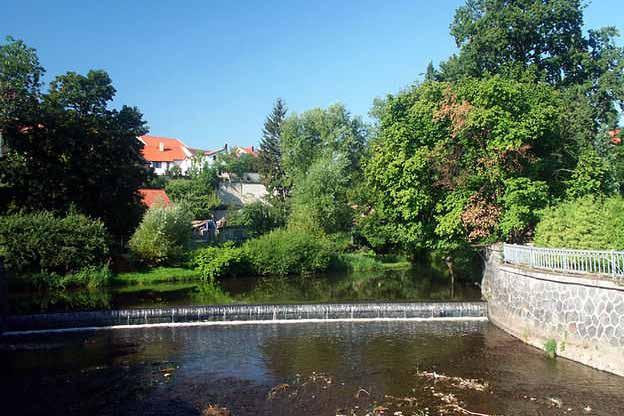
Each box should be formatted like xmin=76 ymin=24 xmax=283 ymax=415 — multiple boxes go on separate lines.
xmin=3 ymin=1 xmax=623 ymax=149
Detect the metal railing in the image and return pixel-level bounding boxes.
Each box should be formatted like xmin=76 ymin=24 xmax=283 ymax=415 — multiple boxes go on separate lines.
xmin=503 ymin=244 xmax=624 ymax=280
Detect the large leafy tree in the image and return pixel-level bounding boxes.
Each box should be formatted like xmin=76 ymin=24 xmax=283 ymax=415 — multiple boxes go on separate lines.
xmin=440 ymin=0 xmax=624 ymax=130
xmin=281 ymin=103 xmax=368 ymax=184
xmin=279 ymin=104 xmax=369 ymax=233
xmin=362 ymin=76 xmax=569 ymax=253
xmin=258 ymin=98 xmax=288 ymax=199
xmin=0 ymin=37 xmax=149 ymax=237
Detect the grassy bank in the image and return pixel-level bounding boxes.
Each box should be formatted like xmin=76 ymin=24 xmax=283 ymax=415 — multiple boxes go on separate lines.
xmin=112 ymin=255 xmax=411 ymax=286
xmin=112 ymin=267 xmax=202 ymax=285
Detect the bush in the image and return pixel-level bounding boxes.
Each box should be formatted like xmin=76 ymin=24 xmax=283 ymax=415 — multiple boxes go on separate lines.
xmin=534 ymin=196 xmax=624 ymax=250
xmin=227 ymin=202 xmax=286 ymax=237
xmin=59 ymin=265 xmax=112 ymax=289
xmin=165 ymin=177 xmax=220 ymax=220
xmin=0 ymin=211 xmax=109 ymax=276
xmin=244 ymin=228 xmax=335 ymax=275
xmin=192 ymin=243 xmax=249 ymax=281
xmin=331 ymin=252 xmax=384 ymax=272
xmin=129 ymin=204 xmax=193 ymax=265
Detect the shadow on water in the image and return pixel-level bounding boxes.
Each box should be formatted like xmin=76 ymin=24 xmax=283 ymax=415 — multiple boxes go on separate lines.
xmin=9 ymin=266 xmax=482 ymax=315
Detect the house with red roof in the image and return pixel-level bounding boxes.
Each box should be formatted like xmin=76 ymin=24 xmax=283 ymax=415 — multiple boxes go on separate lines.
xmin=233 ymin=145 xmax=258 ymax=158
xmin=139 ymin=135 xmax=194 ymax=175
xmin=138 ymin=188 xmax=172 ymax=208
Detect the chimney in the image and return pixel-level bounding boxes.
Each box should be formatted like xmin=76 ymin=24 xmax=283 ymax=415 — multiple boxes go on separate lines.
xmin=159 ymin=142 xmax=165 ymax=152
xmin=251 ymin=145 xmax=255 ymax=152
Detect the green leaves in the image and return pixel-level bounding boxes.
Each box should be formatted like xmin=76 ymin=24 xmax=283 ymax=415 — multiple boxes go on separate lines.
xmin=0 ymin=37 xmax=149 ymax=237
xmin=363 ymin=76 xmax=565 ymax=252
xmin=534 ymin=196 xmax=624 ymax=250
xmin=129 ymin=205 xmax=193 ymax=265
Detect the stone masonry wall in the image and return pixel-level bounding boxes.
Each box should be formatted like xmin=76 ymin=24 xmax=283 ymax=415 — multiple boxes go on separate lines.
xmin=482 ymin=245 xmax=624 ymax=377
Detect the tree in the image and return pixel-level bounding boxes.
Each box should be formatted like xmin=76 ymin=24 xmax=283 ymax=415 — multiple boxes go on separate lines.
xmin=281 ymin=103 xmax=368 ymax=184
xmin=258 ymin=98 xmax=288 ymax=199
xmin=439 ymin=0 xmax=624 ymax=130
xmin=289 ymin=153 xmax=353 ymax=234
xmin=165 ymin=166 xmax=220 ymax=219
xmin=0 ymin=38 xmax=149 ymax=237
xmin=362 ymin=77 xmax=568 ymax=254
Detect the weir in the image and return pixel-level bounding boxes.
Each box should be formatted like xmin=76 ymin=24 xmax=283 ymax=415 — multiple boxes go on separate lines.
xmin=4 ymin=302 xmax=487 ymax=333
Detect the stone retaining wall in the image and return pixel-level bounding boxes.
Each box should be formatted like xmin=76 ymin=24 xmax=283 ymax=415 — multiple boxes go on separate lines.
xmin=482 ymin=245 xmax=624 ymax=377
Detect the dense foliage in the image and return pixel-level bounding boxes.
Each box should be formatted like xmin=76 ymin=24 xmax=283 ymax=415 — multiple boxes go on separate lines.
xmin=534 ymin=196 xmax=624 ymax=250
xmin=129 ymin=204 xmax=193 ymax=265
xmin=244 ymin=228 xmax=335 ymax=275
xmin=227 ymin=202 xmax=286 ymax=238
xmin=0 ymin=211 xmax=109 ymax=276
xmin=165 ymin=167 xmax=220 ymax=219
xmin=0 ymin=37 xmax=150 ymax=237
xmin=258 ymin=98 xmax=289 ymax=199
xmin=192 ymin=243 xmax=248 ymax=281
xmin=439 ymin=0 xmax=624 ymax=128
xmin=362 ymin=76 xmax=567 ymax=253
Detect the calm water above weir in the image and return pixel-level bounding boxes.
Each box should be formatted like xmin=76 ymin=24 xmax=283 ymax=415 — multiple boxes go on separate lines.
xmin=2 ymin=320 xmax=623 ymax=416
xmin=9 ymin=267 xmax=481 ymax=314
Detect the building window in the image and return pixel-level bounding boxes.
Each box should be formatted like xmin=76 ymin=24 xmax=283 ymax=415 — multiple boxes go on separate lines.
xmin=153 ymin=161 xmax=162 ymax=168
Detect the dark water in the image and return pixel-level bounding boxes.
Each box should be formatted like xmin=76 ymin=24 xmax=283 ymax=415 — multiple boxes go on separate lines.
xmin=9 ymin=268 xmax=481 ymax=314
xmin=2 ymin=321 xmax=623 ymax=415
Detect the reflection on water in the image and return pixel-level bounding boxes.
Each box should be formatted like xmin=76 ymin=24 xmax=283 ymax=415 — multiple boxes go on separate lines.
xmin=2 ymin=321 xmax=623 ymax=415
xmin=9 ymin=266 xmax=482 ymax=314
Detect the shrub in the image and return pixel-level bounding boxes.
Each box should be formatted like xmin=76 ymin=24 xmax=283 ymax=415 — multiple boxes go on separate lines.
xmin=59 ymin=265 xmax=112 ymax=289
xmin=129 ymin=204 xmax=193 ymax=265
xmin=244 ymin=228 xmax=335 ymax=275
xmin=192 ymin=243 xmax=249 ymax=281
xmin=544 ymin=339 xmax=557 ymax=359
xmin=165 ymin=177 xmax=220 ymax=220
xmin=331 ymin=252 xmax=384 ymax=272
xmin=0 ymin=211 xmax=109 ymax=276
xmin=534 ymin=196 xmax=624 ymax=250
xmin=227 ymin=202 xmax=286 ymax=237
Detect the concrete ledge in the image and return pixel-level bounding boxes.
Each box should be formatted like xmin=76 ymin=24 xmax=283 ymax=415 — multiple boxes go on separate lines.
xmin=499 ymin=263 xmax=624 ymax=292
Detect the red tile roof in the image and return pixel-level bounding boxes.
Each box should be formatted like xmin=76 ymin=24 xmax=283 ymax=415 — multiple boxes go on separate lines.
xmin=139 ymin=189 xmax=172 ymax=208
xmin=139 ymin=135 xmax=190 ymax=162
xmin=236 ymin=146 xmax=258 ymax=157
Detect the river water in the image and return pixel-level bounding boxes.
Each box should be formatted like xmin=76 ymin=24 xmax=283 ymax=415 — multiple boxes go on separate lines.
xmin=2 ymin=320 xmax=623 ymax=415
xmin=4 ymin=268 xmax=623 ymax=415
xmin=8 ymin=267 xmax=481 ymax=314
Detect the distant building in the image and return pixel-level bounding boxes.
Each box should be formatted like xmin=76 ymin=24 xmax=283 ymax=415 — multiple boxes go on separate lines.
xmin=190 ymin=144 xmax=229 ymax=166
xmin=233 ymin=145 xmax=258 ymax=158
xmin=139 ymin=135 xmax=194 ymax=175
xmin=139 ymin=135 xmax=231 ymax=175
xmin=138 ymin=188 xmax=172 ymax=208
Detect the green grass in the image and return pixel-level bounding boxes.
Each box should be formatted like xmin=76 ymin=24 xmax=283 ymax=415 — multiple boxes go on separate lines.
xmin=113 ymin=267 xmax=202 ymax=284
xmin=332 ymin=252 xmax=412 ymax=273
xmin=380 ymin=260 xmax=412 ymax=270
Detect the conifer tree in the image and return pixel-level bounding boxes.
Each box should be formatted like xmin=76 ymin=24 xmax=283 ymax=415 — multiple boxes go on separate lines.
xmin=258 ymin=98 xmax=288 ymax=199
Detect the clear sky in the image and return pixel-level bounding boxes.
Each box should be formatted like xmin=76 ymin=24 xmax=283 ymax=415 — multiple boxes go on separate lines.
xmin=3 ymin=0 xmax=623 ymax=149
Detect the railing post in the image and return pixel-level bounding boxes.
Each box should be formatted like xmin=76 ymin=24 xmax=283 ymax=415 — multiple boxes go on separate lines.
xmin=611 ymin=250 xmax=616 ymax=278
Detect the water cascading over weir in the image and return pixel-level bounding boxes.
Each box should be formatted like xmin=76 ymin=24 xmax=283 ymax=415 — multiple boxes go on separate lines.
xmin=3 ymin=302 xmax=487 ymax=334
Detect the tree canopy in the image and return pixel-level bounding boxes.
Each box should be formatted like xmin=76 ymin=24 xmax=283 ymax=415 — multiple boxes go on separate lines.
xmin=258 ymin=98 xmax=288 ymax=200
xmin=362 ymin=76 xmax=570 ymax=252
xmin=0 ymin=37 xmax=149 ymax=237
